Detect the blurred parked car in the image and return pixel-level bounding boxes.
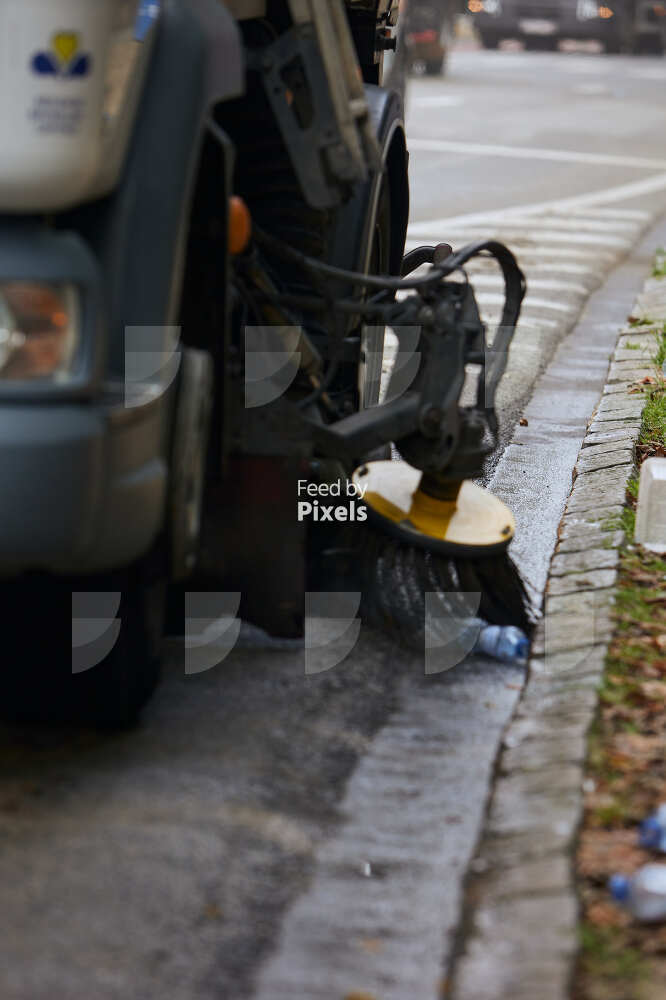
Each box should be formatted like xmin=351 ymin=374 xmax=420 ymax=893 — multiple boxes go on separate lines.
xmin=406 ymin=0 xmax=453 ymax=74
xmin=467 ymin=0 xmax=665 ymax=52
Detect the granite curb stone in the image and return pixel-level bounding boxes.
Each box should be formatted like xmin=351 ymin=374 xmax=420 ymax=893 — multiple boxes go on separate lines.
xmin=450 ymin=265 xmax=666 ymax=1000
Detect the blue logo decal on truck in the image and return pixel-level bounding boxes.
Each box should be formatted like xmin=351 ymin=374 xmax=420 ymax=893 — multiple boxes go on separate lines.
xmin=32 ymin=33 xmax=92 ymax=77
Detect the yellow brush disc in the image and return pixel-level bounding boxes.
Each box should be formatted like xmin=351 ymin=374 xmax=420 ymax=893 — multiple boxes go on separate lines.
xmin=352 ymin=461 xmax=515 ymax=556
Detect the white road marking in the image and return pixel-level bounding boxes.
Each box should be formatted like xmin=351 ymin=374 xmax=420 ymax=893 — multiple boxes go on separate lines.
xmin=629 ymin=66 xmax=666 ymax=80
xmin=408 ymin=138 xmax=666 ymax=172
xmin=499 ymin=245 xmax=623 ymax=259
xmin=437 ymin=214 xmax=638 ymax=234
xmin=476 ymin=292 xmax=577 ymax=313
xmin=559 ymin=59 xmax=608 ymax=73
xmin=404 ymin=65 xmax=655 ymax=438
xmin=573 ymin=83 xmax=611 ymax=96
xmin=481 ymin=313 xmax=563 ymax=330
xmin=404 ymin=239 xmax=620 ymax=264
xmin=489 ymin=258 xmax=599 ymax=272
xmin=408 ymin=171 xmax=666 ymax=233
xmin=567 ymin=206 xmax=650 ymax=220
xmin=515 ymin=316 xmax=563 ymax=329
xmin=410 ymin=94 xmax=464 ymax=108
xmin=461 ymin=54 xmax=526 ymax=67
xmin=512 ymin=261 xmax=601 ymax=277
xmin=411 ymin=227 xmax=632 ymax=247
xmin=469 ymin=274 xmax=590 ymax=295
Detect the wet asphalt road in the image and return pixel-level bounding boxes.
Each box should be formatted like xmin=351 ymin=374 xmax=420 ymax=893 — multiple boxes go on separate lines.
xmin=3 ymin=45 xmax=666 ymax=1000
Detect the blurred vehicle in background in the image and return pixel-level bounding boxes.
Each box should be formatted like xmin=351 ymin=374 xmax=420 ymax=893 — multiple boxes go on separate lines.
xmin=467 ymin=0 xmax=665 ymax=52
xmin=383 ymin=0 xmax=410 ymax=95
xmin=406 ymin=0 xmax=453 ymax=74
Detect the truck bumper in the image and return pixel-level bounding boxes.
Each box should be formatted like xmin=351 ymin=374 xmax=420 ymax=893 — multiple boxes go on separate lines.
xmin=0 ymin=389 xmax=169 ymax=577
xmin=473 ymin=8 xmax=624 ymax=41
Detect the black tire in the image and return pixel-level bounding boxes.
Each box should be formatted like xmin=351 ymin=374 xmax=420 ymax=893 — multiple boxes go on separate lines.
xmin=359 ymin=176 xmax=393 ymax=409
xmin=425 ymin=56 xmax=446 ymax=76
xmin=631 ymin=32 xmax=663 ymax=54
xmin=308 ymin=171 xmax=395 ymax=591
xmin=2 ymin=552 xmax=166 ymax=727
xmin=326 ymin=92 xmax=405 ymax=412
xmin=479 ymin=31 xmax=499 ymax=48
xmin=523 ymin=35 xmax=558 ymax=50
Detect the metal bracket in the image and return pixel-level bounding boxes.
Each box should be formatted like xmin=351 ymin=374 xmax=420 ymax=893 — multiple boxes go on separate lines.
xmin=251 ymin=0 xmax=381 ymax=209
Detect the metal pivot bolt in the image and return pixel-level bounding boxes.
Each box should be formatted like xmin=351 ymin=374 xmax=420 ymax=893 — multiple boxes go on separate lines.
xmin=433 ymin=243 xmax=453 ymax=266
xmin=421 ymin=405 xmax=443 ymax=437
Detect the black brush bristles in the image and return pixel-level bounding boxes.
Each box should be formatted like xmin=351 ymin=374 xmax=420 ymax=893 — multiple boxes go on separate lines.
xmin=321 ymin=522 xmax=535 ymax=652
xmin=453 ymin=551 xmax=535 ymax=635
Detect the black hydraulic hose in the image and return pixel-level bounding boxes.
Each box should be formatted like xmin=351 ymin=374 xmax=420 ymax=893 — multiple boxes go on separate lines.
xmin=242 ymin=233 xmax=526 ymax=420
xmin=456 ymin=241 xmax=526 ymax=413
xmin=254 ymin=226 xmax=451 ymax=291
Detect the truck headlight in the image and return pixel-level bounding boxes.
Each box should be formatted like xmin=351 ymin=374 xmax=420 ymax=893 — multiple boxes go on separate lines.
xmin=0 ymin=283 xmax=79 ymax=382
xmin=468 ymin=0 xmax=502 ymax=14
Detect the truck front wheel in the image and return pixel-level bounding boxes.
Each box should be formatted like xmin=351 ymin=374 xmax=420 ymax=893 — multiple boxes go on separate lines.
xmin=2 ymin=552 xmax=166 ymax=727
xmin=479 ymin=31 xmax=500 ymax=48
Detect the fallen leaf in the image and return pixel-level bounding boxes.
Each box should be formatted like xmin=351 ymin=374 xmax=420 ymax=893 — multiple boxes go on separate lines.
xmin=639 ymin=680 xmax=666 ymax=701
xmin=639 ymin=924 xmax=666 ymax=954
xmin=519 ymin=417 xmax=529 ymax=426
xmin=626 ymin=568 xmax=663 ymax=584
xmin=618 ymin=615 xmax=666 ymax=633
xmin=603 ymin=703 xmax=645 ymax=724
xmin=358 ymin=938 xmax=383 ymax=955
xmin=587 ymin=899 xmax=630 ymax=929
xmin=612 ymin=732 xmax=664 ymax=763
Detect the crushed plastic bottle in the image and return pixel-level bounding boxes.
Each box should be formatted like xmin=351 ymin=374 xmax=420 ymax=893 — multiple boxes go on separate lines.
xmin=610 ymin=865 xmax=666 ymax=922
xmin=474 ymin=625 xmax=529 ymax=664
xmin=639 ymin=804 xmax=666 ymax=852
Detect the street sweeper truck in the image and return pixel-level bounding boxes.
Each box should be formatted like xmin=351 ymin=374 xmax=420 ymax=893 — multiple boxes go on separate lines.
xmin=0 ymin=0 xmax=531 ymax=723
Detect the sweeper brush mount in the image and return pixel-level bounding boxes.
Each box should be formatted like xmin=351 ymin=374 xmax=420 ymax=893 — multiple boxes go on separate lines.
xmin=251 ymin=233 xmax=526 ymax=490
xmin=242 ymin=232 xmax=533 ymax=642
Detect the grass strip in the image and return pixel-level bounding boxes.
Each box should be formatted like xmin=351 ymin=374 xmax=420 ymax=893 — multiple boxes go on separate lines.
xmin=575 ymin=322 xmax=666 ymax=1000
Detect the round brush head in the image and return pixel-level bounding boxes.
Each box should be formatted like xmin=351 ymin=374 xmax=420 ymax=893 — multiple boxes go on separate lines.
xmin=352 ymin=461 xmax=515 ymax=558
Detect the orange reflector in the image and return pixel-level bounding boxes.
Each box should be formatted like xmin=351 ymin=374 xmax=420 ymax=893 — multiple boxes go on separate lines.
xmin=229 ymin=196 xmax=252 ymax=256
